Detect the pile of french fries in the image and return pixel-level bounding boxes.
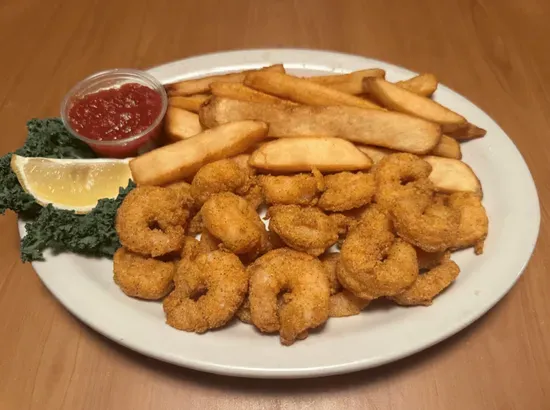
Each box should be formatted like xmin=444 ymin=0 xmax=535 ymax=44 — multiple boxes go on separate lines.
xmin=129 ymin=64 xmax=484 ymax=196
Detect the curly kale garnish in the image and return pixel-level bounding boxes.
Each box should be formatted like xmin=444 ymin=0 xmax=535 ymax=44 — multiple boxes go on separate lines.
xmin=16 ymin=118 xmax=96 ymax=159
xmin=21 ymin=181 xmax=136 ymax=262
xmin=0 ymin=118 xmax=135 ymax=261
xmin=0 ymin=153 xmax=39 ymax=215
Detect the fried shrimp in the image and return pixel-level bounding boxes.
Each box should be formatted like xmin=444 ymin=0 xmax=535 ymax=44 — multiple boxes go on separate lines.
xmin=248 ymin=249 xmax=330 ymax=345
xmin=259 ymin=172 xmax=324 ymax=206
xmin=329 ymin=290 xmax=370 ymax=317
xmin=328 ymin=213 xmax=355 ymax=236
xmin=236 ymin=297 xmax=252 ymax=324
xmin=191 ymin=159 xmax=250 ymax=206
xmin=163 ymin=251 xmax=248 ymax=333
xmin=391 ymin=256 xmax=460 ymax=306
xmin=116 ymin=186 xmax=190 ymax=257
xmin=337 ymin=205 xmax=418 ymax=299
xmin=173 ymin=237 xmax=202 ymax=288
xmin=201 ymin=192 xmax=269 ymax=255
xmin=165 ymin=180 xmax=195 ymax=204
xmin=416 ymin=247 xmax=450 ymax=270
xmin=199 ymin=229 xmax=221 ymax=253
xmin=241 ymin=182 xmax=264 ymax=210
xmin=318 ymin=172 xmax=376 ymax=211
xmin=113 ymin=248 xmax=175 ymax=300
xmin=447 ymin=192 xmax=489 ymax=254
xmin=374 ymin=153 xmax=434 ymax=210
xmin=231 ymin=153 xmax=258 ymax=178
xmin=268 ymin=205 xmax=339 ymax=256
xmin=390 ymin=194 xmax=460 ymax=253
xmin=319 ymin=252 xmax=342 ymax=295
xmin=186 ymin=211 xmax=204 ymax=236
xmin=180 ymin=236 xmax=201 ymax=261
xmin=320 ymin=252 xmax=370 ymax=317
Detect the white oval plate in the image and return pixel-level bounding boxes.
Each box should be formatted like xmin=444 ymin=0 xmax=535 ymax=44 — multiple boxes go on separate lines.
xmin=26 ymin=49 xmax=540 ymax=378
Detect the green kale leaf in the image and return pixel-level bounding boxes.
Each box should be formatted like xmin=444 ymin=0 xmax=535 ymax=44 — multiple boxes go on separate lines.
xmin=21 ymin=181 xmax=136 ymax=262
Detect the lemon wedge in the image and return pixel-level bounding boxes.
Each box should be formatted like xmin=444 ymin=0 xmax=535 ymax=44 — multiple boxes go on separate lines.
xmin=11 ymin=155 xmax=132 ymax=214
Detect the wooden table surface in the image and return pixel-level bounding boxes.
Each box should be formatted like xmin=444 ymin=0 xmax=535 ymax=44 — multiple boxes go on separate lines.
xmin=1 ymin=0 xmax=549 ymax=409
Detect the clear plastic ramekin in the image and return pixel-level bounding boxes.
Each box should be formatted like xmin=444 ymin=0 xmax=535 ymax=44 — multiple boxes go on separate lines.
xmin=61 ymin=68 xmax=167 ymax=158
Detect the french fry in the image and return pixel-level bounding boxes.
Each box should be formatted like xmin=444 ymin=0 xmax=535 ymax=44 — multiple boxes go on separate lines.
xmin=164 ymin=106 xmax=203 ymax=142
xmin=166 ymin=64 xmax=285 ymax=96
xmin=446 ymin=122 xmax=487 ymax=141
xmin=308 ymin=69 xmax=386 ymax=95
xmin=356 ymin=145 xmax=394 ymax=163
xmin=130 ymin=121 xmax=269 ymax=186
xmin=244 ymin=71 xmax=383 ymax=110
xmin=358 ymin=134 xmax=460 ymax=160
xmin=200 ymin=97 xmax=441 ymax=155
xmin=169 ymin=95 xmax=209 ymax=113
xmin=210 ymin=82 xmax=296 ymax=106
xmin=363 ymin=77 xmax=466 ymax=132
xmin=249 ymin=137 xmax=372 ymax=172
xmin=431 ymin=135 xmax=462 ymax=159
xmin=396 ymin=73 xmax=438 ymax=97
xmin=424 ymin=156 xmax=482 ymax=196
xmin=356 ymin=145 xmax=481 ymax=195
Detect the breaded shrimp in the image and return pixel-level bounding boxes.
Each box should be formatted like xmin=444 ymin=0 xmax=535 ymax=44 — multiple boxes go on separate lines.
xmin=320 ymin=252 xmax=370 ymax=317
xmin=391 ymin=255 xmax=460 ymax=306
xmin=318 ymin=172 xmax=376 ymax=211
xmin=116 ymin=186 xmax=191 ymax=257
xmin=374 ymin=153 xmax=434 ymax=210
xmin=268 ymin=205 xmax=339 ymax=256
xmin=259 ymin=172 xmax=324 ymax=206
xmin=248 ymin=248 xmax=330 ymax=345
xmin=191 ymin=159 xmax=250 ymax=206
xmin=163 ymin=251 xmax=248 ymax=333
xmin=113 ymin=247 xmax=175 ymax=300
xmin=201 ymin=192 xmax=269 ymax=255
xmin=448 ymin=192 xmax=489 ymax=254
xmin=337 ymin=205 xmax=418 ymax=299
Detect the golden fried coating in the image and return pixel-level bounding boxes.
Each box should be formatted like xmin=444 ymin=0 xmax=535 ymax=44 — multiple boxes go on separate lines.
xmin=448 ymin=192 xmax=489 ymax=254
xmin=319 ymin=252 xmax=342 ymax=295
xmin=241 ymin=182 xmax=264 ymax=210
xmin=199 ymin=229 xmax=221 ymax=253
xmin=116 ymin=186 xmax=191 ymax=257
xmin=231 ymin=153 xmax=257 ymax=177
xmin=165 ymin=180 xmax=195 ymax=205
xmin=180 ymin=236 xmax=201 ymax=261
xmin=259 ymin=173 xmax=323 ymax=206
xmin=391 ymin=194 xmax=460 ymax=252
xmin=415 ymin=248 xmax=450 ymax=270
xmin=320 ymin=252 xmax=370 ymax=317
xmin=391 ymin=257 xmax=460 ymax=306
xmin=113 ymin=247 xmax=175 ymax=300
xmin=374 ymin=153 xmax=433 ymax=210
xmin=318 ymin=172 xmax=376 ymax=211
xmin=327 ymin=213 xmax=355 ymax=236
xmin=248 ymin=248 xmax=330 ymax=345
xmin=329 ymin=290 xmax=370 ymax=317
xmin=191 ymin=159 xmax=250 ymax=206
xmin=163 ymin=251 xmax=248 ymax=333
xmin=338 ymin=205 xmax=418 ymax=299
xmin=186 ymin=211 xmax=204 ymax=236
xmin=235 ymin=297 xmax=252 ymax=324
xmin=201 ymin=192 xmax=269 ymax=255
xmin=268 ymin=205 xmax=339 ymax=256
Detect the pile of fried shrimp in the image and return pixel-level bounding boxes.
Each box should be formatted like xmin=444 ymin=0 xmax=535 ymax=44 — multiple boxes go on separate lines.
xmin=114 ymin=153 xmax=488 ymax=346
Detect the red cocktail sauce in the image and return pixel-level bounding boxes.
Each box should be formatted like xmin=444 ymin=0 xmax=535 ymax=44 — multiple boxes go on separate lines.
xmin=67 ymin=83 xmax=163 ymax=157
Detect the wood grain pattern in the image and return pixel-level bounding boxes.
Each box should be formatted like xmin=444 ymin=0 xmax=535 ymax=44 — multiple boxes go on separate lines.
xmin=1 ymin=0 xmax=549 ymax=408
